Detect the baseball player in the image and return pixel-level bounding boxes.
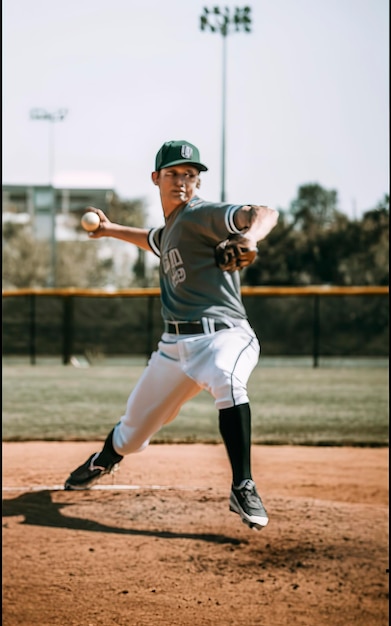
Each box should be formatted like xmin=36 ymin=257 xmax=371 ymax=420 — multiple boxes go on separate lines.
xmin=65 ymin=140 xmax=279 ymax=531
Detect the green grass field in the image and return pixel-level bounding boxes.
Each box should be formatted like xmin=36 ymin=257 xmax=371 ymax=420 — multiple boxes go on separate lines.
xmin=2 ymin=362 xmax=388 ymax=446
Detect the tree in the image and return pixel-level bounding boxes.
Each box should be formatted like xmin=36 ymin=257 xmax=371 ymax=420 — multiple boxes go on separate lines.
xmin=2 ymin=225 xmax=50 ymax=288
xmin=336 ymin=195 xmax=389 ymax=285
xmin=243 ymin=187 xmax=389 ymax=286
xmin=289 ymin=183 xmax=341 ymax=233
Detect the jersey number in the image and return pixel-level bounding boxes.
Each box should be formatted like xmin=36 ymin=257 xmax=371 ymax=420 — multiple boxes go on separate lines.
xmin=162 ymin=248 xmax=186 ymax=287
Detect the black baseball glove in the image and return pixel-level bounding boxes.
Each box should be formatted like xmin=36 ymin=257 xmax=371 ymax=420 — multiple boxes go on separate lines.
xmin=215 ymin=233 xmax=258 ymax=272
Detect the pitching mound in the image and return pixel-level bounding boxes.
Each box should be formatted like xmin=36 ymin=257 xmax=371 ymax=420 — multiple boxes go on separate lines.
xmin=2 ymin=442 xmax=388 ymax=626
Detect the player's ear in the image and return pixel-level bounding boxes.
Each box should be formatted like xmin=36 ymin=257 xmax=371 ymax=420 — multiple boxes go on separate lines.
xmin=151 ymin=171 xmax=159 ymax=185
xmin=196 ymin=177 xmax=201 ymax=189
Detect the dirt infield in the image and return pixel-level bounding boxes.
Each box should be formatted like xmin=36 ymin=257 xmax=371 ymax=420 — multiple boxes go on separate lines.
xmin=2 ymin=442 xmax=389 ymax=626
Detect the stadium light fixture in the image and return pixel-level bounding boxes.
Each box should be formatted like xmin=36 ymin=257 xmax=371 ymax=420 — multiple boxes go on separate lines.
xmin=29 ymin=107 xmax=68 ymax=286
xmin=200 ymin=7 xmax=252 ymax=202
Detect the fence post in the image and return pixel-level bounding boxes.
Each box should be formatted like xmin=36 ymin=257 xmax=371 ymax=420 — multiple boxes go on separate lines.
xmin=29 ymin=295 xmax=36 ymax=365
xmin=62 ymin=296 xmax=74 ymax=365
xmin=313 ymin=295 xmax=320 ymax=368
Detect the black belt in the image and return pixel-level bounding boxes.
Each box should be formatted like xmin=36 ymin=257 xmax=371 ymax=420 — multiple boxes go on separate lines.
xmin=164 ymin=320 xmax=230 ymax=335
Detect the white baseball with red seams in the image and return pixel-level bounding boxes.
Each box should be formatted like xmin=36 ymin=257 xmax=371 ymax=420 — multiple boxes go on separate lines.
xmin=81 ymin=211 xmax=100 ymax=232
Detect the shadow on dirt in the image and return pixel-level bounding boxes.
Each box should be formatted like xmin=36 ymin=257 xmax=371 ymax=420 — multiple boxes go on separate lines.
xmin=2 ymin=490 xmax=242 ymax=546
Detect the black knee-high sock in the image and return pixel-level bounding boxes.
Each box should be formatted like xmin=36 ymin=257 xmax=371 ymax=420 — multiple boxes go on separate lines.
xmin=219 ymin=403 xmax=252 ymax=487
xmin=95 ymin=427 xmax=123 ymax=466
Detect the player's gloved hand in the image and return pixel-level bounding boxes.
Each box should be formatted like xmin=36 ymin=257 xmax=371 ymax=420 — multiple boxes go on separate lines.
xmin=215 ymin=233 xmax=258 ymax=273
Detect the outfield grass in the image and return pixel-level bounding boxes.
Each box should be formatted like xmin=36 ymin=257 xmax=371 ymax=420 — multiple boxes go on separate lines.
xmin=2 ymin=362 xmax=388 ymax=446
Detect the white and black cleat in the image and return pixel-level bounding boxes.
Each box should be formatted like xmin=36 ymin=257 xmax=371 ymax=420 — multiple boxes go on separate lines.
xmin=64 ymin=453 xmax=121 ymax=490
xmin=230 ymin=479 xmax=269 ymax=531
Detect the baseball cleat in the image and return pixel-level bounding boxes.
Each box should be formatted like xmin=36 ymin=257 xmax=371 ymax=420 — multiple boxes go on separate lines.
xmin=229 ymin=479 xmax=269 ymax=531
xmin=64 ymin=452 xmax=121 ymax=490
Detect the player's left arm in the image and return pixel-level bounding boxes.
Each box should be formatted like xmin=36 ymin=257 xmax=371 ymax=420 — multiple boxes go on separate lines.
xmin=234 ymin=205 xmax=279 ymax=246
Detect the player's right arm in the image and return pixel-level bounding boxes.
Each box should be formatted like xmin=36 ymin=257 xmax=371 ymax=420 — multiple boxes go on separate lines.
xmin=84 ymin=206 xmax=152 ymax=251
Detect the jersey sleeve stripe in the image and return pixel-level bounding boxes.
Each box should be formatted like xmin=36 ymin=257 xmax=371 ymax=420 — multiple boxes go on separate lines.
xmin=148 ymin=228 xmax=161 ymax=257
xmin=225 ymin=205 xmax=242 ymax=234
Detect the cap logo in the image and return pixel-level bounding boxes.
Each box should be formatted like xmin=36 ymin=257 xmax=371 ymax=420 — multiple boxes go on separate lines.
xmin=181 ymin=145 xmax=193 ymax=159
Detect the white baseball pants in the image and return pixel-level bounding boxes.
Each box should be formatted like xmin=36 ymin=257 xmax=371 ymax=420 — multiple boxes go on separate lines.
xmin=113 ymin=320 xmax=260 ymax=456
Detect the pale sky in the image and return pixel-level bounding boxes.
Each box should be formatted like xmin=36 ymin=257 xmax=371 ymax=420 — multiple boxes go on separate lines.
xmin=2 ymin=0 xmax=389 ymax=225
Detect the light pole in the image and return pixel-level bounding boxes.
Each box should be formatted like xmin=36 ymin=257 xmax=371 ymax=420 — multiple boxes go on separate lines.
xmin=200 ymin=6 xmax=252 ymax=202
xmin=30 ymin=108 xmax=68 ymax=286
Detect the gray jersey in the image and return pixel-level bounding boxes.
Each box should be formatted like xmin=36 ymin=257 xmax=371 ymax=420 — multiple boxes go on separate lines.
xmin=148 ymin=196 xmax=248 ymax=322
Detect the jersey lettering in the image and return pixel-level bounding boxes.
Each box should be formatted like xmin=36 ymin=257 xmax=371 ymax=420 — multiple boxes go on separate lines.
xmin=162 ymin=248 xmax=187 ymax=287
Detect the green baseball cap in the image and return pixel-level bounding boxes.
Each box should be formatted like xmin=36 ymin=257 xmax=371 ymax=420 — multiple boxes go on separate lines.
xmin=155 ymin=140 xmax=208 ymax=172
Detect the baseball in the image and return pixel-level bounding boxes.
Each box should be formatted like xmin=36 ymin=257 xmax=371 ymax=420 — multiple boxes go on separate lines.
xmin=81 ymin=211 xmax=100 ymax=232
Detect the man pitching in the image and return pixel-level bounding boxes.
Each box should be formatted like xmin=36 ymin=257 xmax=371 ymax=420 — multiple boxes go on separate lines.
xmin=64 ymin=139 xmax=279 ymax=531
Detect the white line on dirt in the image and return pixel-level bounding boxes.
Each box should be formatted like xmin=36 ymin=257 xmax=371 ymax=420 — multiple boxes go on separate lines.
xmin=2 ymin=484 xmax=206 ymax=492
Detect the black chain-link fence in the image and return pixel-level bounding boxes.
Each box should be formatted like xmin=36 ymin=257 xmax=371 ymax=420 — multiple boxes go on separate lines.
xmin=2 ymin=288 xmax=388 ymax=366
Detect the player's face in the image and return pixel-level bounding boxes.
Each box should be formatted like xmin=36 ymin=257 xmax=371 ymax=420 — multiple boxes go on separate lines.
xmin=152 ymin=165 xmax=200 ymax=213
